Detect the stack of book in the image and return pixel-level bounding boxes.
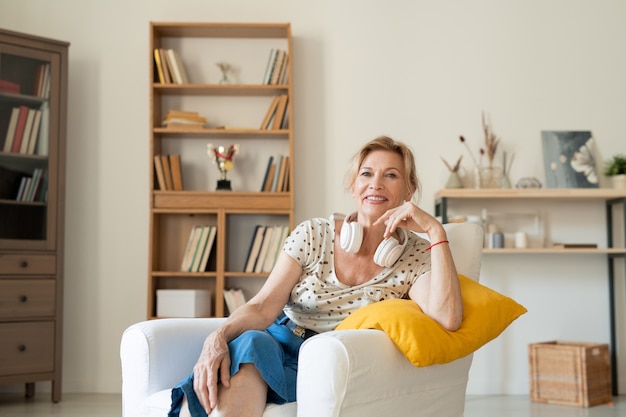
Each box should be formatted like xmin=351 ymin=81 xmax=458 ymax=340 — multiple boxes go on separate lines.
xmin=33 ymin=63 xmax=51 ymax=98
xmin=1 ymin=105 xmax=45 ymax=155
xmin=260 ymin=155 xmax=289 ymax=192
xmin=243 ymin=225 xmax=291 ymax=273
xmin=162 ymin=109 xmax=206 ymax=129
xmin=259 ymin=94 xmax=289 ymax=130
xmin=154 ymin=154 xmax=183 ymax=191
xmin=0 ymin=79 xmax=20 ymax=94
xmin=262 ymin=48 xmax=289 ymax=85
xmin=180 ymin=225 xmax=217 ymax=272
xmin=223 ymin=288 xmax=246 ymax=314
xmin=153 ymin=48 xmax=190 ymax=84
xmin=15 ymin=168 xmax=47 ymax=202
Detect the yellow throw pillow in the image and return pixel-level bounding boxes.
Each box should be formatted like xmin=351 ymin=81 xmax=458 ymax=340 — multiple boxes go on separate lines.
xmin=335 ymin=274 xmax=527 ymax=367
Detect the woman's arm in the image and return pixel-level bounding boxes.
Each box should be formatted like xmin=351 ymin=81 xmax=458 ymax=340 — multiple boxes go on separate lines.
xmin=375 ymin=202 xmax=463 ymax=331
xmin=193 ymin=252 xmax=303 ymax=413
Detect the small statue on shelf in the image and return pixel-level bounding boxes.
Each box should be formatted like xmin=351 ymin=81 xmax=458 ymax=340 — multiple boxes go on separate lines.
xmin=216 ymin=62 xmax=232 ymax=84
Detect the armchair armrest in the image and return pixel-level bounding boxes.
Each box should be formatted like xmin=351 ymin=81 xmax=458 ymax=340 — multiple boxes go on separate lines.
xmin=296 ymin=329 xmax=473 ymax=417
xmin=120 ymin=318 xmax=226 ymax=417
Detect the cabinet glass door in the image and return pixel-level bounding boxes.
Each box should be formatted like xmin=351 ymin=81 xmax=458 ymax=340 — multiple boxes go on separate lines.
xmin=0 ymin=44 xmax=59 ymax=250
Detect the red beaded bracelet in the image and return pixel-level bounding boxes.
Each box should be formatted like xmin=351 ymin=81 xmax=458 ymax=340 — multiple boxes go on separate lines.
xmin=425 ymin=240 xmax=449 ymax=251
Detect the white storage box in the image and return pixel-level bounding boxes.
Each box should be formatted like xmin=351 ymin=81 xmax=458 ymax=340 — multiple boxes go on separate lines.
xmin=156 ymin=289 xmax=212 ymax=318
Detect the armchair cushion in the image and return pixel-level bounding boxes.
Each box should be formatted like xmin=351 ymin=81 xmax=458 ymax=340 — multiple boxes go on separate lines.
xmin=335 ymin=274 xmax=527 ymax=366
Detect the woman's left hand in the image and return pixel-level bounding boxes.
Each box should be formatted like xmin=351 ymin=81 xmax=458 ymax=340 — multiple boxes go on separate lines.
xmin=375 ymin=201 xmax=444 ymax=240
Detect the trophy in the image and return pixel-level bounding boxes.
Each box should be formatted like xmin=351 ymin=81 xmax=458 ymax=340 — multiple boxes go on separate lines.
xmin=207 ymin=144 xmax=239 ymax=191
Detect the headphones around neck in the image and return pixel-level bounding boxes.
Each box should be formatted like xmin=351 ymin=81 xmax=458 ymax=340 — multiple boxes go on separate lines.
xmin=336 ymin=212 xmax=408 ymax=267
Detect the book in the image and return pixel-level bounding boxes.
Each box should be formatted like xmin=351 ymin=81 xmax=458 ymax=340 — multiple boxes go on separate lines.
xmin=260 ymin=156 xmax=274 ymax=191
xmin=161 ymin=155 xmax=174 ymax=190
xmin=179 ymin=226 xmax=198 ymax=271
xmin=36 ymin=102 xmax=49 ymax=156
xmin=270 ymin=50 xmax=286 ymax=85
xmin=190 ymin=225 xmax=210 ymax=272
xmin=3 ymin=107 xmax=20 ymax=153
xmin=552 ymin=243 xmax=598 ymax=249
xmin=11 ymin=105 xmax=30 ymax=153
xmin=263 ymin=162 xmax=276 ymax=192
xmin=159 ymin=48 xmax=173 ymax=84
xmin=262 ymin=48 xmax=279 ymax=84
xmin=254 ymin=226 xmax=275 ymax=273
xmin=259 ymin=96 xmax=280 ymax=130
xmin=26 ymin=109 xmax=42 ymax=155
xmin=270 ymin=155 xmax=283 ymax=192
xmin=271 ymin=95 xmax=288 ymax=130
xmin=244 ymin=225 xmax=266 ymax=272
xmin=39 ymin=64 xmax=51 ymax=98
xmin=0 ymin=79 xmax=20 ymax=94
xmin=232 ymin=289 xmax=246 ymax=308
xmin=169 ymin=154 xmax=184 ymax=191
xmin=19 ymin=109 xmax=36 ymax=154
xmin=276 ymin=155 xmax=289 ymax=192
xmin=166 ymin=49 xmax=190 ymax=84
xmin=153 ymin=48 xmax=165 ymax=83
xmin=262 ymin=225 xmax=285 ymax=272
xmin=153 ymin=155 xmax=167 ymax=190
xmin=199 ymin=225 xmax=217 ymax=272
xmin=277 ymin=53 xmax=289 ymax=84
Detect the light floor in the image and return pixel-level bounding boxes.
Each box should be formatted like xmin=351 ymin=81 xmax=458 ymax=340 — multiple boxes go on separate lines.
xmin=0 ymin=393 xmax=624 ymax=416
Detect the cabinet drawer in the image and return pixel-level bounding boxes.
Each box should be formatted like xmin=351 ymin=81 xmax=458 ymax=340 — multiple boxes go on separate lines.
xmin=0 ymin=280 xmax=55 ymax=318
xmin=0 ymin=322 xmax=54 ymax=376
xmin=0 ymin=253 xmax=56 ymax=275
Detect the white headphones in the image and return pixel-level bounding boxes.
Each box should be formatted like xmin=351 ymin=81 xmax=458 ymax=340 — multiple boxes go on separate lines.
xmin=337 ymin=212 xmax=408 ymax=267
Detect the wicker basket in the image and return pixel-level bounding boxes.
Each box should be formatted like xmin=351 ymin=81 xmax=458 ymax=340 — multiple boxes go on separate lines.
xmin=529 ymin=341 xmax=612 ymax=407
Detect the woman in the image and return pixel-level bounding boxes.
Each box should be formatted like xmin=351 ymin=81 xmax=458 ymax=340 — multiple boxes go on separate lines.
xmin=169 ymin=135 xmax=462 ymax=417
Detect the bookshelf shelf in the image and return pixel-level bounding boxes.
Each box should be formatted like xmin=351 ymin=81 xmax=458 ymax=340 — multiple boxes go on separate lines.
xmin=148 ymin=22 xmax=294 ymax=319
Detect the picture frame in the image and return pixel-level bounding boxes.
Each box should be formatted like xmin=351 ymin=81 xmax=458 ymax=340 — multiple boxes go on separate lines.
xmin=541 ymin=131 xmax=598 ymax=188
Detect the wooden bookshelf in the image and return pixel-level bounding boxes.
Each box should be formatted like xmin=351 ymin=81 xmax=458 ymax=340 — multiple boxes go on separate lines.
xmin=0 ymin=28 xmax=68 ymax=403
xmin=148 ymin=22 xmax=294 ymax=319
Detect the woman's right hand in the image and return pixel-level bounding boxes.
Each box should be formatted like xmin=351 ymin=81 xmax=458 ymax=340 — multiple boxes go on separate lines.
xmin=193 ymin=328 xmax=231 ymax=414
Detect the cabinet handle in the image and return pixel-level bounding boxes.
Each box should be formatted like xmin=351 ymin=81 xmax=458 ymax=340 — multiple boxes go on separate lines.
xmin=20 ymin=295 xmax=28 ymax=302
xmin=20 ymin=260 xmax=28 ymax=268
xmin=18 ymin=344 xmax=26 ymax=352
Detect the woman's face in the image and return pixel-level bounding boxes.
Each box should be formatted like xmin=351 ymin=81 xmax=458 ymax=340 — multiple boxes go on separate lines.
xmin=352 ymin=150 xmax=410 ymax=220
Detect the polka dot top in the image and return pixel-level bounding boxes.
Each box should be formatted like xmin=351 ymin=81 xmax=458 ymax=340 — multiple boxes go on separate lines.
xmin=282 ymin=215 xmax=431 ymax=332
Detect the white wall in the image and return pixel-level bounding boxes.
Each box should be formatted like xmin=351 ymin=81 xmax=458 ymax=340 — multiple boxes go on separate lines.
xmin=1 ymin=0 xmax=625 ymax=395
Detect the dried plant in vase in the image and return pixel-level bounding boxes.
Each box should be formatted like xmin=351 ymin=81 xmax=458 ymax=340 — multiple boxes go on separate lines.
xmin=459 ymin=111 xmax=504 ymax=188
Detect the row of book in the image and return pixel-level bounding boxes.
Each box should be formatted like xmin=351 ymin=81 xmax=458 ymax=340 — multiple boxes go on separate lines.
xmin=15 ymin=167 xmax=47 ymax=202
xmin=223 ymin=288 xmax=246 ymax=314
xmin=162 ymin=109 xmax=206 ymax=129
xmin=33 ymin=63 xmax=51 ymax=98
xmin=1 ymin=104 xmax=48 ymax=155
xmin=244 ymin=225 xmax=291 ymax=273
xmin=154 ymin=154 xmax=184 ymax=191
xmin=260 ymin=155 xmax=290 ymax=192
xmin=262 ymin=48 xmax=289 ymax=85
xmin=153 ymin=48 xmax=189 ymax=84
xmin=181 ymin=225 xmax=217 ymax=272
xmin=259 ymin=94 xmax=289 ymax=130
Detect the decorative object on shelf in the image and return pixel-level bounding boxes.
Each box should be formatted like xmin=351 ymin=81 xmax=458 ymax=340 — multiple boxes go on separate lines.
xmin=501 ymin=151 xmax=515 ymax=188
xmin=541 ymin=130 xmax=599 ymax=188
xmin=459 ymin=111 xmax=503 ymax=189
xmin=603 ymin=153 xmax=626 ymax=189
xmin=216 ymin=62 xmax=232 ymax=84
xmin=515 ymin=177 xmax=542 ymax=189
xmin=440 ymin=156 xmax=463 ymax=188
xmin=207 ymin=144 xmax=239 ymax=190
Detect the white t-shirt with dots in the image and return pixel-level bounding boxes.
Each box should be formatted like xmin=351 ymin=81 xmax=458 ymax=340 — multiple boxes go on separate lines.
xmin=282 ymin=215 xmax=431 ymax=332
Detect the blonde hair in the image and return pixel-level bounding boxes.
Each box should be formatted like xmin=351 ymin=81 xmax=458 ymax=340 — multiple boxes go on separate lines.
xmin=344 ymin=135 xmax=421 ymax=201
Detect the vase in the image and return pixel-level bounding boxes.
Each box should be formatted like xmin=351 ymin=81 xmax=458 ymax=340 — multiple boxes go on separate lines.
xmin=445 ymin=172 xmax=463 ymax=189
xmin=611 ymin=174 xmax=626 ymax=189
xmin=474 ymin=166 xmax=504 ymax=189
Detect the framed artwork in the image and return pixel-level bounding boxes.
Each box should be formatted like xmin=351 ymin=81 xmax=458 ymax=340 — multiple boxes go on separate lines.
xmin=541 ymin=131 xmax=598 ymax=188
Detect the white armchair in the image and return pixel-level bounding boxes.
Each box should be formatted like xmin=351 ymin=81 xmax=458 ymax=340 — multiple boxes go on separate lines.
xmin=120 ymin=222 xmax=483 ymax=417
